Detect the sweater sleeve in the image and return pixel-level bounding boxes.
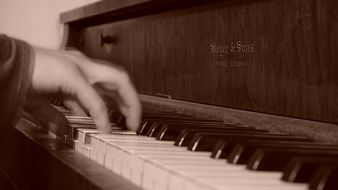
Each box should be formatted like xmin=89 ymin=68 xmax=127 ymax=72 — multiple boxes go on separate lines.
xmin=0 ymin=35 xmax=35 ymax=132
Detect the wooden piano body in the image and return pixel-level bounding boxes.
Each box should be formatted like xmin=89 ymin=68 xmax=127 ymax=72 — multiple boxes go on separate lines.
xmin=0 ymin=0 xmax=338 ymax=189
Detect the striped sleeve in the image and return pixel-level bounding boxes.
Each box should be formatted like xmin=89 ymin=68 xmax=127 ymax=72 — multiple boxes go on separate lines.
xmin=0 ymin=35 xmax=35 ymax=132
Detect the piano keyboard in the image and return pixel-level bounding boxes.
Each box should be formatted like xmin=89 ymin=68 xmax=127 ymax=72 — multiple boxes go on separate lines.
xmin=47 ymin=106 xmax=338 ymax=190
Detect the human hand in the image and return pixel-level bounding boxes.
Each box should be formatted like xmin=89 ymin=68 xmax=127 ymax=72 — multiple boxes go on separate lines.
xmin=29 ymin=47 xmax=142 ymax=132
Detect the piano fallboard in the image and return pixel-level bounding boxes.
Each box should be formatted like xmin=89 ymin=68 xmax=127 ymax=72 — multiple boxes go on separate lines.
xmin=62 ymin=0 xmax=338 ymax=124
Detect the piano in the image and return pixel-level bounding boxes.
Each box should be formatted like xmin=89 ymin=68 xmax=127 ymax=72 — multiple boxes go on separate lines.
xmin=1 ymin=0 xmax=338 ymax=189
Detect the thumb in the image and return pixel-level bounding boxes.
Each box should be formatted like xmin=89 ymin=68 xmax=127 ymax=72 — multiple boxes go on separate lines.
xmin=24 ymin=96 xmax=69 ymax=136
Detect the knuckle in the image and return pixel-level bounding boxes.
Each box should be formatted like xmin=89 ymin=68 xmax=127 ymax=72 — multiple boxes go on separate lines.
xmin=64 ymin=62 xmax=79 ymax=74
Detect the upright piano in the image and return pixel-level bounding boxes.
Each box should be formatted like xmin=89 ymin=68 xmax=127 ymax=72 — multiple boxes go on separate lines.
xmin=0 ymin=0 xmax=338 ymax=189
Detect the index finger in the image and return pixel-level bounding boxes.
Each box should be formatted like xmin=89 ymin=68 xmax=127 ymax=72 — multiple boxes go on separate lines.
xmin=62 ymin=66 xmax=111 ymax=133
xmin=97 ymin=70 xmax=142 ymax=131
xmin=115 ymin=74 xmax=142 ymax=131
xmin=74 ymin=58 xmax=142 ymax=131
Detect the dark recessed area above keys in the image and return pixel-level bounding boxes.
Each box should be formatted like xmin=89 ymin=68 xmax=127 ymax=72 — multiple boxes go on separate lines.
xmin=211 ymin=134 xmax=311 ymax=159
xmin=228 ymin=141 xmax=337 ymax=166
xmin=247 ymin=147 xmax=338 ymax=172
xmin=282 ymin=156 xmax=338 ymax=183
xmin=155 ymin=123 xmax=244 ymax=140
xmin=185 ymin=131 xmax=274 ymax=151
xmin=137 ymin=118 xmax=224 ymax=135
xmin=310 ymin=163 xmax=338 ymax=190
xmin=174 ymin=128 xmax=268 ymax=147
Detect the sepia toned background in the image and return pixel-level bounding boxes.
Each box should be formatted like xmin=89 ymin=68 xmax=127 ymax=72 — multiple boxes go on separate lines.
xmin=0 ymin=0 xmax=100 ymax=49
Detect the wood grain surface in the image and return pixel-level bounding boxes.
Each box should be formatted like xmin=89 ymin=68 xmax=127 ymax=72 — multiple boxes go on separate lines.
xmin=64 ymin=0 xmax=338 ymax=124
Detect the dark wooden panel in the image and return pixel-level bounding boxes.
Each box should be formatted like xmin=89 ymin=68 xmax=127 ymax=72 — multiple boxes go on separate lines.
xmin=65 ymin=0 xmax=338 ymax=123
xmin=0 ymin=163 xmax=17 ymax=190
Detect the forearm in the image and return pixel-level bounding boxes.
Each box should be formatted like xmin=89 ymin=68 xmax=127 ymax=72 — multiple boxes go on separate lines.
xmin=0 ymin=35 xmax=35 ymax=131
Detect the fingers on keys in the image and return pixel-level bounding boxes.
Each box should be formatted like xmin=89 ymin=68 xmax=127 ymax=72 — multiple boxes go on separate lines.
xmin=61 ymin=66 xmax=111 ymax=133
xmin=114 ymin=73 xmax=142 ymax=131
xmin=89 ymin=64 xmax=142 ymax=132
xmin=63 ymin=97 xmax=88 ymax=117
xmin=63 ymin=61 xmax=141 ymax=132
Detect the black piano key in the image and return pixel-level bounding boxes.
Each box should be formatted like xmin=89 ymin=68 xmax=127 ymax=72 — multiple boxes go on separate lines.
xmin=137 ymin=119 xmax=175 ymax=135
xmin=185 ymin=131 xmax=276 ymax=151
xmin=310 ymin=164 xmax=338 ymax=190
xmin=211 ymin=134 xmax=311 ymax=159
xmin=142 ymin=119 xmax=226 ymax=137
xmin=175 ymin=127 xmax=268 ymax=147
xmin=137 ymin=118 xmax=223 ymax=135
xmin=155 ymin=123 xmax=242 ymax=140
xmin=111 ymin=109 xmax=188 ymax=128
xmin=108 ymin=110 xmax=122 ymax=123
xmin=246 ymin=147 xmax=338 ymax=171
xmin=110 ymin=110 xmax=193 ymax=131
xmin=145 ymin=122 xmax=163 ymax=137
xmin=116 ymin=112 xmax=188 ymax=129
xmin=228 ymin=141 xmax=337 ymax=165
xmin=282 ymin=156 xmax=338 ymax=183
xmin=109 ymin=108 xmax=191 ymax=123
xmin=115 ymin=114 xmax=127 ymax=129
xmin=143 ymin=120 xmax=222 ymax=137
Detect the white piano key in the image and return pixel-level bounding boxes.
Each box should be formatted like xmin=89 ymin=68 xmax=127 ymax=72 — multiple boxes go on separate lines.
xmin=122 ymin=152 xmax=146 ymax=185
xmin=142 ymin=160 xmax=178 ymax=190
xmin=142 ymin=162 xmax=155 ymax=190
xmin=117 ymin=150 xmax=206 ymax=181
xmin=77 ymin=128 xmax=98 ymax=145
xmin=109 ymin=141 xmax=224 ymax=188
xmin=167 ymin=167 xmax=217 ymax=190
xmin=95 ymin=136 xmax=140 ymax=165
xmin=168 ymin=162 xmax=246 ymax=171
xmin=80 ymin=144 xmax=91 ymax=158
xmin=94 ymin=136 xmax=174 ymax=166
xmin=185 ymin=180 xmax=216 ymax=190
xmin=69 ymin=123 xmax=310 ymax=190
xmin=139 ymin=152 xmax=281 ymax=190
xmin=90 ymin=134 xmax=121 ymax=162
xmin=104 ymin=141 xmax=170 ymax=189
xmin=201 ymin=176 xmax=290 ymax=185
xmin=140 ymin=156 xmax=207 ymax=189
xmin=121 ymin=150 xmax=133 ymax=179
xmin=89 ymin=134 xmax=100 ymax=161
xmin=168 ymin=173 xmax=185 ymax=190
xmin=129 ymin=156 xmax=144 ymax=186
xmin=104 ymin=143 xmax=115 ymax=170
xmin=161 ymin=157 xmax=307 ymax=190
xmin=188 ymin=169 xmax=282 ymax=178
xmin=112 ymin=147 xmax=124 ymax=175
xmin=148 ymin=161 xmax=170 ymax=190
xmin=96 ymin=148 xmax=105 ymax=165
xmin=73 ymin=140 xmax=79 ymax=152
xmin=212 ymin=183 xmax=308 ymax=190
xmin=65 ymin=115 xmax=92 ymax=120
